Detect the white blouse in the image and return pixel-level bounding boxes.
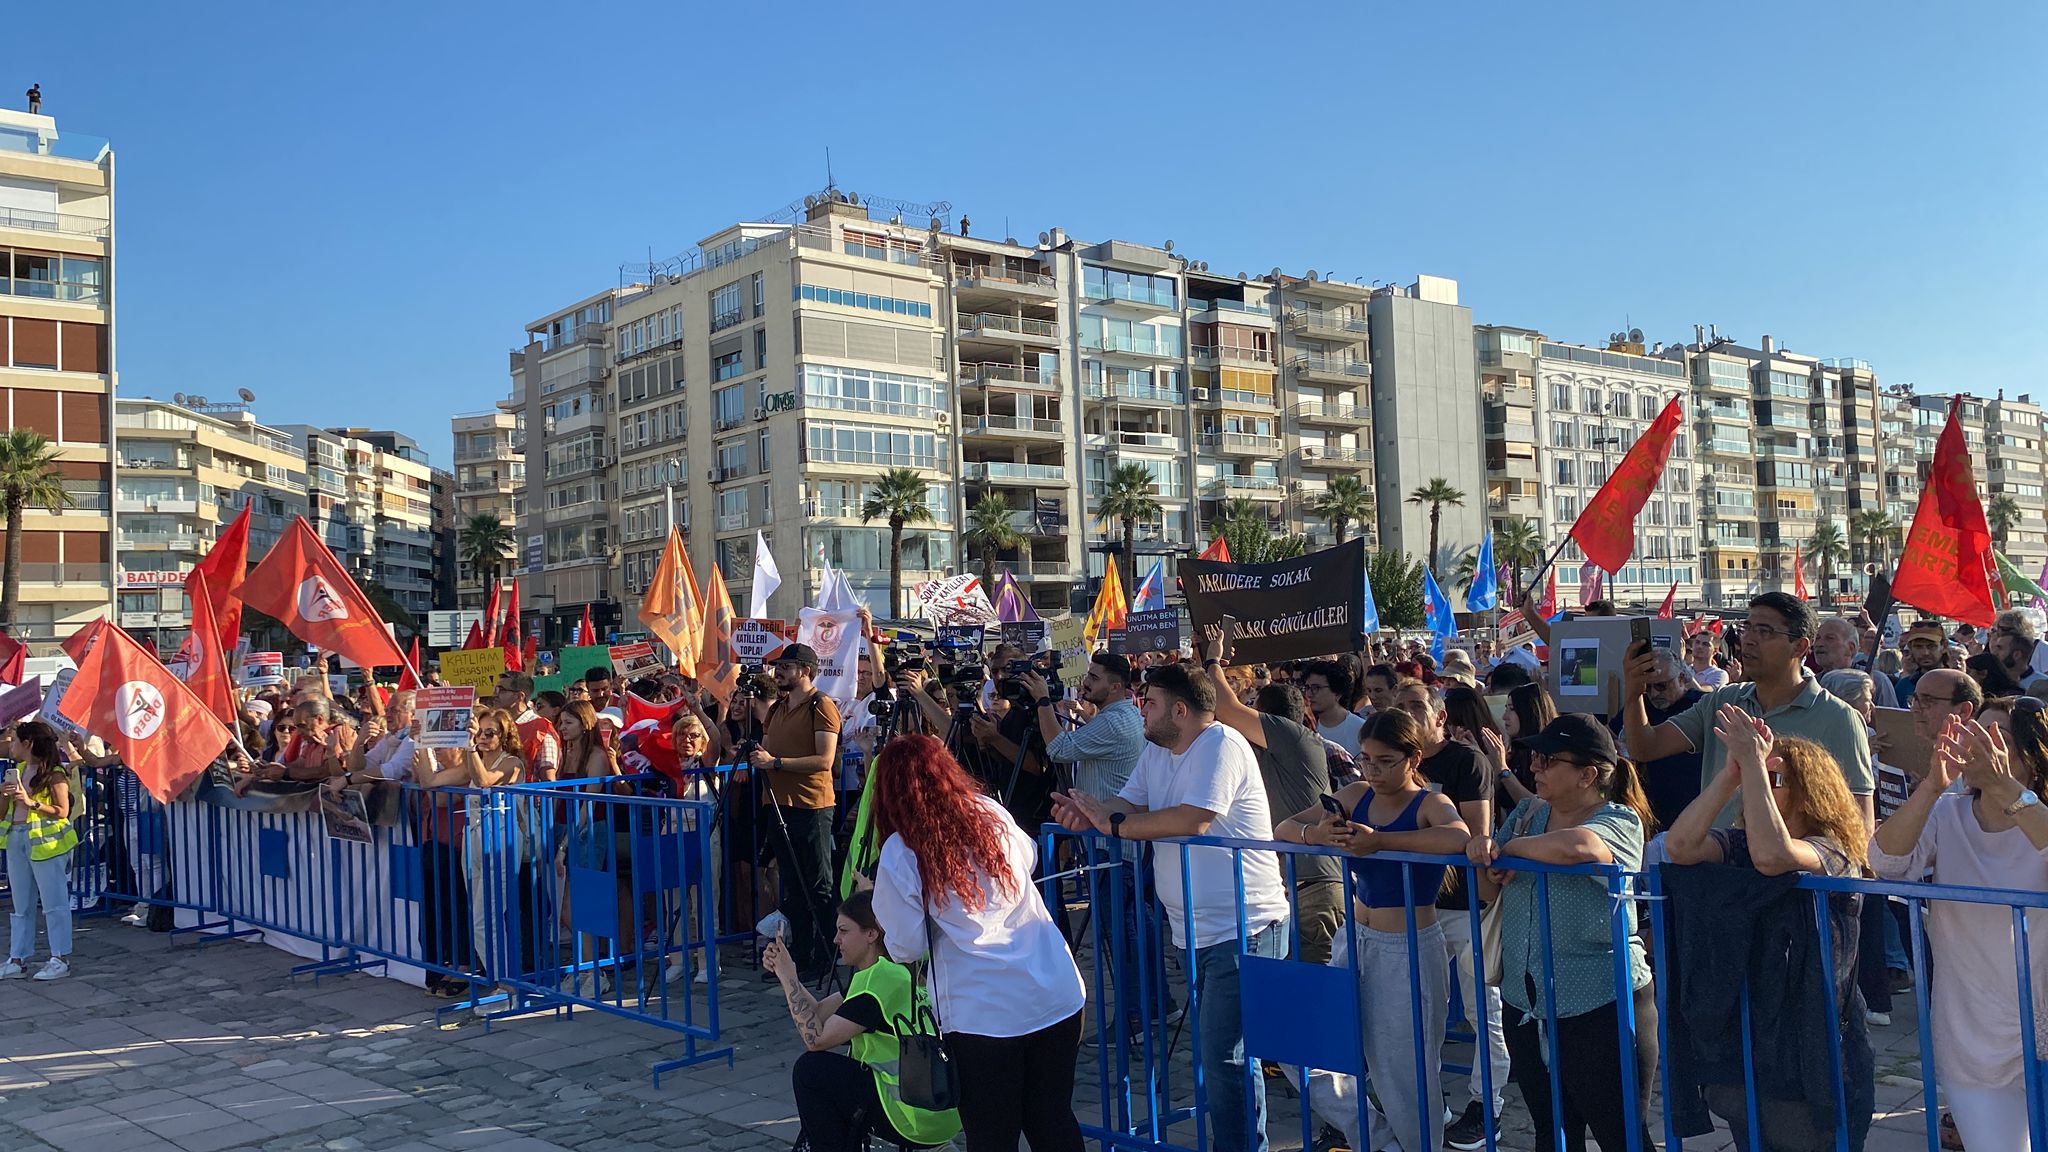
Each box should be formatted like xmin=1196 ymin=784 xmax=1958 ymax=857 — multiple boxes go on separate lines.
xmin=873 ymin=795 xmax=1085 ymax=1039
xmin=1870 ymin=792 xmax=2048 ymax=1090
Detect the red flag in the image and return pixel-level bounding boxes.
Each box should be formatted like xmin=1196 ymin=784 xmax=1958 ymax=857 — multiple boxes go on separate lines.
xmin=178 ymin=569 xmax=237 ymax=729
xmin=502 ymin=625 xmax=523 ymax=673
xmin=1893 ymin=395 xmax=1998 ymax=627
xmin=59 ymin=624 xmax=233 ymax=802
xmin=1656 ymin=581 xmax=1678 ymax=620
xmin=1498 ymin=608 xmax=1527 ymax=632
xmin=0 ymin=632 xmax=22 ymax=687
xmin=1535 ymin=569 xmax=1557 ymax=618
xmin=1568 ymin=396 xmax=1685 ymax=573
xmin=623 ymin=691 xmax=679 ymax=729
xmin=397 ymin=638 xmax=422 ymax=690
xmin=501 ymin=577 xmax=521 ymax=655
xmin=1578 ymin=562 xmax=1604 ymax=607
xmin=61 ymin=618 xmax=109 ymax=666
xmin=579 ymin=604 xmax=595 ymax=647
xmin=522 ymin=633 xmax=538 ymax=670
xmin=462 ymin=618 xmax=486 ymax=650
xmin=234 ymin=517 xmax=409 ymax=670
xmin=1708 ymin=617 xmax=1725 ymax=636
xmin=483 ymin=579 xmax=503 ymax=647
xmin=1199 ymin=536 xmax=1231 ymax=563
xmin=188 ymin=505 xmax=251 ymax=660
xmin=1793 ymin=543 xmax=1809 ymax=601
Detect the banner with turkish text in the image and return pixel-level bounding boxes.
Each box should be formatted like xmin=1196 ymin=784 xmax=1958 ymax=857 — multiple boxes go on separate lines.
xmin=1182 ymin=539 xmax=1365 ymax=665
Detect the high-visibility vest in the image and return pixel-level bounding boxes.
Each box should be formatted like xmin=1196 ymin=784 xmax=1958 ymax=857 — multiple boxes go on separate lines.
xmin=847 ymin=958 xmax=961 ymax=1146
xmin=0 ymin=785 xmax=79 ymax=862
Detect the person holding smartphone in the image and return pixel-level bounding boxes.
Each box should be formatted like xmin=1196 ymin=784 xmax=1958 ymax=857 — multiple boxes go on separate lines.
xmin=0 ymin=722 xmax=78 ymax=981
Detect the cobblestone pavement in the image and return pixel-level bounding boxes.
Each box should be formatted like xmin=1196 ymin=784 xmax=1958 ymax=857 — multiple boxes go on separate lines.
xmin=0 ymin=916 xmax=1947 ymax=1151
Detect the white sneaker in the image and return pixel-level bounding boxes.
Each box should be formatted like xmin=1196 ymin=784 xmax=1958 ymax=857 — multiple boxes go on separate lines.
xmin=121 ymin=903 xmax=148 ymax=925
xmin=32 ymin=958 xmax=69 ymax=981
xmin=0 ymin=959 xmax=25 ymax=979
xmin=1866 ymin=1010 xmax=1892 ymax=1027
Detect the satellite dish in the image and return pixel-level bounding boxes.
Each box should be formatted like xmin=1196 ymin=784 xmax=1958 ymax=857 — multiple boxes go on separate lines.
xmin=1307 ymin=270 xmax=1319 ymax=281
xmin=173 ymin=392 xmax=186 ymax=404
xmin=846 ymin=193 xmax=859 ymax=205
xmin=1163 ymin=239 xmax=1174 ymax=252
xmin=1270 ymin=267 xmax=1283 ymax=279
xmin=1038 ymin=231 xmax=1050 ymax=245
xmin=1629 ymin=328 xmax=1644 ymax=343
xmin=804 ymin=195 xmax=817 ymax=209
xmin=238 ymin=388 xmax=256 ymax=403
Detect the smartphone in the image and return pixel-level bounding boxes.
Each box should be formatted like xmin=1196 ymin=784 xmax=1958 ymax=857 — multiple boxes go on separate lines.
xmin=1630 ymin=616 xmax=1651 ymax=655
xmin=1318 ymin=793 xmax=1346 ymax=819
xmin=1220 ymin=615 xmax=1238 ymax=664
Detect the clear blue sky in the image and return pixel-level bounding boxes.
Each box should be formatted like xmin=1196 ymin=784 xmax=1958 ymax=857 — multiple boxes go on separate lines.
xmin=12 ymin=2 xmax=2044 ymax=465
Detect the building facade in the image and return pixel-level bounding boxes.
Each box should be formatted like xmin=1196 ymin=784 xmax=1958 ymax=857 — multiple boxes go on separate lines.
xmin=0 ymin=107 xmax=115 ymax=648
xmin=280 ymin=425 xmax=438 ymax=622
xmin=1370 ymin=277 xmax=1484 ymax=572
xmin=449 ymin=408 xmax=523 ymax=606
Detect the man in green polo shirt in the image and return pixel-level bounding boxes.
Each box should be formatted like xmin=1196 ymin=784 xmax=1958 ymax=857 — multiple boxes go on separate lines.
xmin=1623 ymin=591 xmax=1874 ymax=831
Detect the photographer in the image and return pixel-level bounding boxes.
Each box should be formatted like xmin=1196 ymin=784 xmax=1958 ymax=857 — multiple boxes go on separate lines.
xmin=749 ymin=643 xmax=844 ymax=985
xmin=896 ymin=642 xmax=1050 ymax=823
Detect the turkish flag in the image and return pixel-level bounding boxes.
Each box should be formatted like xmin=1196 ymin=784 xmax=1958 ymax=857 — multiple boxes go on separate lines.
xmin=1199 ymin=536 xmax=1231 ymax=562
xmin=0 ymin=632 xmax=23 ymax=686
xmin=179 ymin=569 xmax=238 ymax=729
xmin=1656 ymin=582 xmax=1678 ymax=620
xmin=1893 ymin=395 xmax=1999 ymax=627
xmin=697 ymin=565 xmax=739 ymax=705
xmin=462 ymin=619 xmax=486 ymax=650
xmin=1535 ymin=569 xmax=1557 ymax=619
xmin=483 ymin=579 xmax=502 ymax=648
xmin=235 ymin=517 xmax=409 ymax=670
xmin=623 ymin=691 xmax=679 ymax=730
xmin=1568 ymin=396 xmax=1685 ymax=574
xmin=59 ymin=623 xmax=233 ymax=802
xmin=397 ymin=639 xmax=422 ymax=690
xmin=188 ymin=505 xmax=251 ymax=659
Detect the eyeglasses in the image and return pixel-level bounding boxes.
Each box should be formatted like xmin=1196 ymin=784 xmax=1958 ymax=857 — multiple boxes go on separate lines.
xmin=1531 ymin=752 xmax=1587 ymax=771
xmin=1910 ymin=694 xmax=1964 ymax=710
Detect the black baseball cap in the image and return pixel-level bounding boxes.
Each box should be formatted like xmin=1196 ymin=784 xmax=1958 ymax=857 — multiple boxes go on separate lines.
xmin=772 ymin=643 xmax=821 ymax=671
xmin=1516 ymin=714 xmax=1618 ymax=767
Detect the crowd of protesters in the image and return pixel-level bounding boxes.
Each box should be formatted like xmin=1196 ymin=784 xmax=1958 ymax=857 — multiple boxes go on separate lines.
xmin=13 ymin=590 xmax=2048 ymax=1152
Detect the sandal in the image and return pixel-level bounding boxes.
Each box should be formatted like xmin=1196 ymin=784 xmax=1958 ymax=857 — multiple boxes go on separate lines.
xmin=1941 ymin=1111 xmax=1965 ymax=1150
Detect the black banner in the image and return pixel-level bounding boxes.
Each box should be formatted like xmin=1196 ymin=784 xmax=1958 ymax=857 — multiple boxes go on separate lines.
xmin=1182 ymin=539 xmax=1365 ymax=664
xmin=1112 ymin=608 xmax=1181 ymax=655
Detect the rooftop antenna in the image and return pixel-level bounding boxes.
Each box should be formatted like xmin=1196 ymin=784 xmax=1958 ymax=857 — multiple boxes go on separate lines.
xmin=824 ymin=147 xmax=835 ymax=193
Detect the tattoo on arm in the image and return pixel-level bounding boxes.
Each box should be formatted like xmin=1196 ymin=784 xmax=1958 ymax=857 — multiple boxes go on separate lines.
xmin=785 ymin=982 xmax=824 ymax=1046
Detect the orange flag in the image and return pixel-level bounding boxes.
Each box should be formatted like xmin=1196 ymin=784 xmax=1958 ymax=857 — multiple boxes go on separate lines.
xmin=639 ymin=527 xmax=705 ymax=663
xmin=1568 ymin=396 xmax=1685 ymax=574
xmin=234 ymin=517 xmax=409 ymax=671
xmin=1793 ymin=543 xmax=1809 ymax=600
xmin=1082 ymin=560 xmax=1129 ymax=651
xmin=177 ymin=569 xmax=237 ymax=729
xmin=188 ymin=505 xmax=250 ymax=660
xmin=1893 ymin=395 xmax=1998 ymax=627
xmin=59 ymin=623 xmax=233 ymax=802
xmin=697 ymin=564 xmax=739 ymax=705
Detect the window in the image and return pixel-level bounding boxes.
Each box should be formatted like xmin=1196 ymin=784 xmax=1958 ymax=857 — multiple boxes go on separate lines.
xmin=758 ymin=429 xmax=771 ymax=471
xmin=1550 ymin=383 xmax=1572 ymax=410
xmin=1639 ymin=394 xmax=1657 ymax=421
xmin=755 ymin=328 xmax=768 ymax=372
xmin=1083 ymin=265 xmax=1177 ymax=308
xmin=1582 ymin=388 xmax=1602 ymax=414
xmin=801 ymin=364 xmax=944 ymax=418
xmin=715 ymin=440 xmax=747 ymax=480
xmin=1554 ymin=458 xmax=1577 ymax=485
xmin=713 ymin=385 xmax=746 ymax=429
xmin=806 ymin=421 xmax=947 ymax=469
xmin=710 ymin=281 xmax=744 ymax=332
xmin=795 ymin=283 xmax=935 ymax=319
xmin=714 ymin=350 xmax=745 ymax=382
xmin=751 ymin=272 xmax=765 ymax=318
xmin=1555 ymin=495 xmax=1579 ymax=521
xmin=841 ymin=229 xmax=926 ymax=266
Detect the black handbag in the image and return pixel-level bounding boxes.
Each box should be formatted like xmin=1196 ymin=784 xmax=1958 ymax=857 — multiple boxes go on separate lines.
xmin=893 ymin=911 xmax=961 ymax=1112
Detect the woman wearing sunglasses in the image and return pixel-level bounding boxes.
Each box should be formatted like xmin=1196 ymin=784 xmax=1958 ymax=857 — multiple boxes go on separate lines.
xmin=410 ymin=707 xmax=525 ymax=998
xmin=1664 ymin=706 xmax=1874 ymax=1150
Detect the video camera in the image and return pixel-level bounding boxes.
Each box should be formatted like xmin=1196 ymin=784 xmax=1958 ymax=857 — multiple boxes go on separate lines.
xmin=996 ymin=651 xmax=1064 ymax=706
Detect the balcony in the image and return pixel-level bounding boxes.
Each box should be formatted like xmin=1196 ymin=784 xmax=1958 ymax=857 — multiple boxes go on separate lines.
xmin=1291 ymin=399 xmax=1370 ymax=426
xmin=1199 ymin=431 xmax=1281 ymax=456
xmin=115 ymin=497 xmax=199 ymax=515
xmin=1202 ymin=476 xmax=1285 ymax=501
xmin=1015 ymin=559 xmax=1073 ymax=579
xmin=962 ymin=461 xmax=1068 ymax=485
xmin=117 ymin=532 xmax=200 ymax=552
xmin=964 ymin=414 xmax=1065 ymax=441
xmin=1195 ymin=386 xmax=1276 ymax=410
xmin=1290 ymin=355 xmax=1371 ymax=384
xmin=1284 ymin=310 xmax=1370 ymax=343
xmin=959 ymin=313 xmax=1060 ymax=346
xmin=1192 ymin=345 xmax=1277 ymax=370
xmin=1084 ymin=333 xmax=1181 ymax=360
xmin=963 ymin=361 xmax=1061 ymax=391
xmin=1083 ymin=282 xmax=1178 ymax=312
xmin=718 ymin=510 xmax=749 ymax=532
xmin=1297 ymin=445 xmax=1369 ymax=467
xmin=1187 ymin=298 xmax=1273 ymax=321
xmin=955 ymin=265 xmax=1057 ymax=299
xmin=20 ymin=563 xmax=111 ymax=586
xmin=1085 ymin=380 xmax=1184 ymax=407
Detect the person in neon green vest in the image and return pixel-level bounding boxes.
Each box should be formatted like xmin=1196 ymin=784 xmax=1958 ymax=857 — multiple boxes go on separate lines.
xmin=765 ymin=889 xmax=960 ymax=1151
xmin=1 ymin=721 xmax=80 ymax=982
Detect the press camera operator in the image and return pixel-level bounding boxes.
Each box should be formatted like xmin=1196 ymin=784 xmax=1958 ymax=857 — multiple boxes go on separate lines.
xmin=892 ymin=642 xmax=1054 ymax=824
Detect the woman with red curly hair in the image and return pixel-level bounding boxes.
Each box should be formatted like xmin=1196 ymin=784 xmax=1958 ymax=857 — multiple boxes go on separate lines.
xmin=868 ymin=733 xmax=1085 ymax=1152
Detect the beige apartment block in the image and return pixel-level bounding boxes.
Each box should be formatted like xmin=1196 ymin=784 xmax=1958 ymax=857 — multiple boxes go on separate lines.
xmin=450 ymin=407 xmax=523 ymax=604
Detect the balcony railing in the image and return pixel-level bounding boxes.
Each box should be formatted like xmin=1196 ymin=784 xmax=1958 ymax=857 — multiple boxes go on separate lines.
xmin=19 ymin=563 xmax=110 ymax=586
xmin=964 ymin=361 xmax=1061 ymax=390
xmin=1084 ymin=283 xmax=1178 ymax=308
xmin=718 ymin=511 xmax=749 ymax=531
xmin=1085 ymin=381 xmax=1184 ymax=406
xmin=1199 ymin=432 xmax=1281 ymax=454
xmin=1290 ymin=354 xmax=1371 ymax=378
xmin=960 ymin=313 xmax=1060 ymax=340
xmin=956 ymin=265 xmax=1056 ymax=292
xmin=1299 ymin=445 xmax=1367 ymax=464
xmin=1094 ymin=431 xmax=1179 ymax=451
xmin=0 ymin=206 xmax=112 ymax=238
xmin=1192 ymin=345 xmax=1276 ymax=368
xmin=1188 ymin=298 xmax=1273 ymax=318
xmin=1284 ymin=310 xmax=1370 ymax=337
xmin=967 ymin=414 xmax=1065 ymax=437
xmin=963 ymin=461 xmax=1068 ymax=484
xmin=1197 ymin=387 xmax=1275 ymax=408
xmin=804 ymin=448 xmax=946 ymax=470
xmin=1292 ymin=400 xmax=1371 ymax=423
xmin=1015 ymin=559 xmax=1072 ymax=578
xmin=1203 ymin=476 xmax=1284 ymax=497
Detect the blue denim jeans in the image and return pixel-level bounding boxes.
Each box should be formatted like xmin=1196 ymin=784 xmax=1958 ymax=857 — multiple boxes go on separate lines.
xmin=6 ymin=825 xmax=73 ymax=961
xmin=1184 ymin=918 xmax=1290 ymax=1152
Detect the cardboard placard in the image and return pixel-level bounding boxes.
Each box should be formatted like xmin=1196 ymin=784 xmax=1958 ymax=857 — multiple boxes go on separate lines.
xmin=934 ymin=625 xmax=985 ymax=654
xmin=416 ymin=686 xmax=477 ymax=749
xmin=732 ymin=619 xmax=788 ymax=665
xmin=238 ymin=652 xmax=285 ymax=687
xmin=0 ymin=677 xmax=43 ymax=728
xmin=438 ymin=648 xmax=506 ymax=693
xmin=40 ymin=668 xmax=82 ymax=736
xmin=1047 ymin=616 xmax=1087 ymax=688
xmin=610 ymin=642 xmax=664 ymax=681
xmin=998 ymin=620 xmax=1047 ymax=653
xmin=1545 ymin=616 xmax=1688 ymax=716
xmin=1871 ymin=706 xmax=1932 ymax=782
xmin=1114 ymin=608 xmax=1182 ymax=656
xmin=321 ymin=788 xmax=373 ymax=844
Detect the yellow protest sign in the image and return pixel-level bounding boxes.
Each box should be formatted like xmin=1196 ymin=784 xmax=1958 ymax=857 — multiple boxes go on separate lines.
xmin=438 ymin=648 xmax=506 ymax=693
xmin=1048 ymin=616 xmax=1087 ymax=687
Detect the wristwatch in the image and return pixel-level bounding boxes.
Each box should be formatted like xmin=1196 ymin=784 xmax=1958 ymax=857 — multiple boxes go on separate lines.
xmin=771 ymin=756 xmax=783 ymax=772
xmin=2005 ymin=789 xmax=2041 ymax=817
xmin=1109 ymin=811 xmax=1126 ymax=839
xmin=1036 ymin=697 xmax=1055 ymax=710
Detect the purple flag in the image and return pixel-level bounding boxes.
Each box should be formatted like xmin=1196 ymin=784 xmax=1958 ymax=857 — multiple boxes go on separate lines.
xmin=992 ymin=570 xmax=1039 ymax=623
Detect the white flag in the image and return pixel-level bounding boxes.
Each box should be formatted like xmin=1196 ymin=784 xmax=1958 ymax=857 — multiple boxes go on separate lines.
xmin=749 ymin=530 xmax=781 ymax=618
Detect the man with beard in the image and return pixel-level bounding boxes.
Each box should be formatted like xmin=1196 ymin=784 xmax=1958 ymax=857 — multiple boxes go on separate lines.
xmin=1895 ymin=619 xmax=1948 ymax=705
xmin=1989 ymin=609 xmax=2048 ymax=693
xmin=1052 ymin=663 xmax=1290 ymax=1152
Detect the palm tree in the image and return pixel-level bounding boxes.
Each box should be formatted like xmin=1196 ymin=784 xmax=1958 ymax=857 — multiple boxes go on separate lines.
xmin=1450 ymin=548 xmax=1482 ymax=594
xmin=860 ymin=468 xmax=933 ymax=619
xmin=1804 ymin=520 xmax=1849 ymax=601
xmin=1405 ymin=478 xmax=1466 ymax=574
xmin=1309 ymin=475 xmax=1375 ymax=545
xmin=1365 ymin=549 xmax=1428 ymax=630
xmin=1096 ymin=462 xmax=1163 ymax=591
xmin=0 ymin=431 xmax=73 ymax=628
xmin=1989 ymin=494 xmax=2023 ymax=551
xmin=961 ymin=491 xmax=1025 ymax=595
xmin=459 ymin=513 xmax=516 ymax=599
xmin=1851 ymin=508 xmax=1901 ymax=571
xmin=1493 ymin=515 xmax=1544 ymax=603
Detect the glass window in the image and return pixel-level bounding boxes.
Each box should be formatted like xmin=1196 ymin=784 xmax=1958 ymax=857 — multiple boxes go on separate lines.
xmin=710 ymin=282 xmax=744 ymax=332
xmin=714 ymin=351 xmax=745 ymax=382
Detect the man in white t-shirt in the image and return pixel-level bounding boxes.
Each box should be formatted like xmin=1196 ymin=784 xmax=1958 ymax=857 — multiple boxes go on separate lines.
xmin=1053 ymin=663 xmax=1290 ymax=1152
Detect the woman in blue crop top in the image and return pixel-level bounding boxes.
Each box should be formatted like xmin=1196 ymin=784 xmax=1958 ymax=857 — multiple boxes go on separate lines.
xmin=1276 ymin=710 xmax=1471 ymax=1152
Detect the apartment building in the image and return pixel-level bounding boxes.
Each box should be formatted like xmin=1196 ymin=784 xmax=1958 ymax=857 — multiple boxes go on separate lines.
xmin=280 ymin=425 xmax=438 ymax=622
xmin=112 ymin=397 xmax=308 ymax=655
xmin=0 ymin=106 xmax=114 ymax=647
xmin=1275 ymin=274 xmax=1376 ymax=550
xmin=1371 ymin=277 xmax=1484 ymax=571
xmin=449 ymin=408 xmax=524 ymax=605
xmin=1983 ymin=393 xmax=2048 ymax=575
